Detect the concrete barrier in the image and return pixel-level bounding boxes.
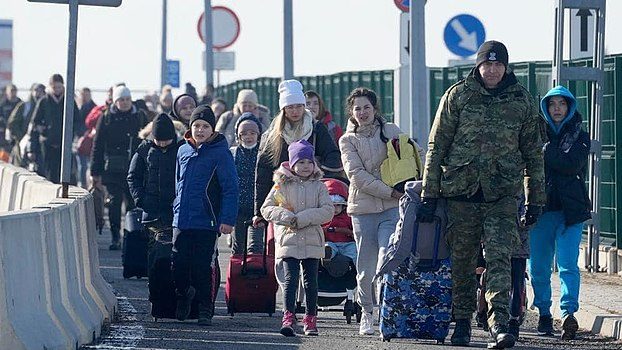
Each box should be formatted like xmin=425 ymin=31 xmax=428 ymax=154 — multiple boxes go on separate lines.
xmin=0 ymin=162 xmax=116 ymax=350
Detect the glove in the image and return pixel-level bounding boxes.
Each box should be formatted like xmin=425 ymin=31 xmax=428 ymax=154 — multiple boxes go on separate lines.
xmin=521 ymin=204 xmax=542 ymax=227
xmin=416 ymin=198 xmax=438 ymax=223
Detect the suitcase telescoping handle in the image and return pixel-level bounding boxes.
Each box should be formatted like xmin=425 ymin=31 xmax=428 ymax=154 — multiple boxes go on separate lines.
xmin=411 ymin=216 xmax=442 ymax=270
xmin=241 ymin=220 xmax=269 ymax=276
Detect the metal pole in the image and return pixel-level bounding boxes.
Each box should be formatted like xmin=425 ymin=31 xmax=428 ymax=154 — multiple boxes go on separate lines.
xmin=283 ymin=0 xmax=293 ymax=80
xmin=161 ymin=0 xmax=167 ymax=88
xmin=552 ymin=0 xmax=565 ymax=86
xmin=60 ymin=0 xmax=79 ymax=198
xmin=409 ymin=1 xmax=428 ymax=146
xmin=204 ymin=0 xmax=214 ymax=87
xmin=588 ymin=2 xmax=606 ymax=272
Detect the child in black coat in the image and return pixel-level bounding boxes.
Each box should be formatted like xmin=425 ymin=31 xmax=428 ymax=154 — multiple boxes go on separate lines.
xmin=230 ymin=112 xmax=264 ymax=255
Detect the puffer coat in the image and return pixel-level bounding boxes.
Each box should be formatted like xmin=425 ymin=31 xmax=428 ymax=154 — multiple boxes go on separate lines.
xmin=339 ymin=118 xmax=403 ymax=215
xmin=261 ymin=162 xmax=334 ymax=260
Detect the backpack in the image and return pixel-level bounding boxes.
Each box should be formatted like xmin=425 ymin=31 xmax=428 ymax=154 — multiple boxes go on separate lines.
xmin=376 ymin=181 xmax=448 ymax=278
xmin=380 ymin=134 xmax=424 ymax=192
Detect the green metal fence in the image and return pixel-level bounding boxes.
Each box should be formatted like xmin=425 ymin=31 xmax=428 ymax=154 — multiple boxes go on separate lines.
xmin=215 ymin=54 xmax=622 ymax=246
xmin=215 ymin=70 xmax=394 ymax=128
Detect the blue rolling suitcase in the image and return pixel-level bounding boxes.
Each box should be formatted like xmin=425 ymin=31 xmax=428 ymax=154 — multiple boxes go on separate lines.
xmin=379 ymin=218 xmax=452 ymax=343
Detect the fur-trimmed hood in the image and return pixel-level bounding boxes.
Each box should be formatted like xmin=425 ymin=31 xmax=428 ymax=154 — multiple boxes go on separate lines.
xmin=273 ymin=161 xmax=324 ymax=184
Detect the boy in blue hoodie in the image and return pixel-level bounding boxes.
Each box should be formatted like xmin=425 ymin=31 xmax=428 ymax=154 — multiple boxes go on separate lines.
xmin=172 ymin=105 xmax=239 ymax=325
xmin=529 ymin=86 xmax=591 ymax=341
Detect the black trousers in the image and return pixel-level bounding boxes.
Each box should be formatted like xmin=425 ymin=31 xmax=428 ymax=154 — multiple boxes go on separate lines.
xmin=282 ymin=258 xmax=319 ymax=316
xmin=172 ymin=228 xmax=218 ymax=309
xmin=105 ymin=179 xmax=135 ymax=243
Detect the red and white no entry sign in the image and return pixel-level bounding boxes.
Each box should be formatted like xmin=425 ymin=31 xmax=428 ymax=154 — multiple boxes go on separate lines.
xmin=197 ymin=6 xmax=240 ymax=50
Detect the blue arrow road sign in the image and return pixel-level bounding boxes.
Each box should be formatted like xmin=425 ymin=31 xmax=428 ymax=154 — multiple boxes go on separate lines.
xmin=443 ymin=14 xmax=486 ymax=58
xmin=166 ymin=60 xmax=180 ymax=88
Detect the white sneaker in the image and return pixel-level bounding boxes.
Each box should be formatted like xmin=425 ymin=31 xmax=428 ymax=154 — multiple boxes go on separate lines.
xmin=359 ymin=312 xmax=375 ymax=335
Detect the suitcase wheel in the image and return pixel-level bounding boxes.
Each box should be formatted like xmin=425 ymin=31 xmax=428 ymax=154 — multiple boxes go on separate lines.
xmin=436 ymin=339 xmax=445 ymax=345
xmin=268 ymin=313 xmax=273 ymax=317
xmin=153 ymin=317 xmax=159 ymax=322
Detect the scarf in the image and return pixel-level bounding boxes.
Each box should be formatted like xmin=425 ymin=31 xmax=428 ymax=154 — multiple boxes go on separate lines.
xmin=281 ymin=112 xmax=314 ymax=145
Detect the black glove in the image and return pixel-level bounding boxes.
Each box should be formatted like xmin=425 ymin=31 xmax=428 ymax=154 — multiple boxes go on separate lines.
xmin=416 ymin=198 xmax=438 ymax=223
xmin=521 ymin=204 xmax=542 ymax=227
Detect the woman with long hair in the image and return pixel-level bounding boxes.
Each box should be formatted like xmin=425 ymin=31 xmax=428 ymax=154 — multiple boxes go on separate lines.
xmin=252 ymin=80 xmax=342 ymax=227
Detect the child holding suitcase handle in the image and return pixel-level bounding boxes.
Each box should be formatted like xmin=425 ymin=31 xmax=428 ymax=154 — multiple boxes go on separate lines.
xmin=261 ymin=140 xmax=334 ymax=336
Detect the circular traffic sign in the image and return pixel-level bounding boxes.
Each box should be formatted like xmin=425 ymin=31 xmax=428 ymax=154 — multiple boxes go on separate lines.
xmin=197 ymin=6 xmax=240 ymax=50
xmin=394 ymin=0 xmax=410 ymax=12
xmin=443 ymin=14 xmax=486 ymax=57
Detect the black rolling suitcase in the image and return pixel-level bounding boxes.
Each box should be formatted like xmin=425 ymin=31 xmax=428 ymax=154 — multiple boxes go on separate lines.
xmin=122 ymin=208 xmax=149 ymax=279
xmin=148 ymin=230 xmax=221 ymax=321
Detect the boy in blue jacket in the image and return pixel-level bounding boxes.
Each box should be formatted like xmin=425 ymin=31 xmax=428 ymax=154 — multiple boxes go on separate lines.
xmin=172 ymin=105 xmax=239 ymax=325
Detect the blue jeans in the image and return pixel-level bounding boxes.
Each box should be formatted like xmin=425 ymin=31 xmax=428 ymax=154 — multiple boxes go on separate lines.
xmin=351 ymin=207 xmax=399 ymax=313
xmin=76 ymin=153 xmax=89 ymax=189
xmin=326 ymin=241 xmax=357 ymax=262
xmin=528 ymin=211 xmax=583 ymax=318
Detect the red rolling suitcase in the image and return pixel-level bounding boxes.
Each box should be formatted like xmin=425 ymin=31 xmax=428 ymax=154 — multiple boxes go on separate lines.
xmin=225 ymin=222 xmax=277 ymax=316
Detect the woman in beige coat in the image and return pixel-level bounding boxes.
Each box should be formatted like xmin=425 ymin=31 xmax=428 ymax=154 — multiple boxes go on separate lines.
xmin=261 ymin=140 xmax=333 ymax=337
xmin=339 ymin=87 xmax=404 ymax=336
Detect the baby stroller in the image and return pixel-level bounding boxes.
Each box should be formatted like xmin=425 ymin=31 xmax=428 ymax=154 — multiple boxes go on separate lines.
xmin=294 ymin=177 xmax=361 ymax=323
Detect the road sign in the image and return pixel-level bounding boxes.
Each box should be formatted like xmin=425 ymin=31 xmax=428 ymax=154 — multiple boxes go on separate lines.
xmin=27 ymin=0 xmax=121 ymax=6
xmin=443 ymin=14 xmax=485 ymax=58
xmin=394 ymin=0 xmax=409 ymax=12
xmin=570 ymin=9 xmax=594 ymax=59
xmin=197 ymin=6 xmax=240 ymax=50
xmin=165 ymin=60 xmax=180 ymax=88
xmin=203 ymin=51 xmax=235 ymax=71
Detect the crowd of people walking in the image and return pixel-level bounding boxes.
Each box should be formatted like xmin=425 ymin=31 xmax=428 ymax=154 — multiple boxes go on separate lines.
xmin=0 ymin=40 xmax=591 ymax=348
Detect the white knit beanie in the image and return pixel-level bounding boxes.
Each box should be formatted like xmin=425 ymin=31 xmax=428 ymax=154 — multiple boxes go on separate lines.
xmin=278 ymin=79 xmax=305 ymax=110
xmin=112 ymin=85 xmax=132 ymax=103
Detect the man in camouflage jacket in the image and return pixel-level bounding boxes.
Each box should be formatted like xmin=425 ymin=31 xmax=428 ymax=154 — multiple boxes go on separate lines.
xmin=418 ymin=41 xmax=545 ymax=349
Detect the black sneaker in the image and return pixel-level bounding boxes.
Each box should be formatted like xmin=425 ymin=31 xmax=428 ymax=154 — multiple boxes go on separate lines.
xmin=109 ymin=241 xmax=121 ymax=250
xmin=508 ymin=319 xmax=520 ymax=340
xmin=561 ymin=314 xmax=579 ymax=340
xmin=488 ymin=324 xmax=515 ymax=349
xmin=198 ymin=302 xmax=214 ymax=326
xmin=537 ymin=315 xmax=554 ymax=336
xmin=450 ymin=319 xmax=472 ymax=346
xmin=175 ymin=286 xmax=196 ymax=321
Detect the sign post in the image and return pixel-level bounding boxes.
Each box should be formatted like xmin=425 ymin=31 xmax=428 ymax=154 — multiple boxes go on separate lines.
xmin=198 ymin=5 xmax=240 ymax=87
xmin=409 ymin=0 xmax=428 ymax=147
xmin=165 ymin=60 xmax=180 ymax=88
xmin=27 ymin=0 xmax=122 ymax=198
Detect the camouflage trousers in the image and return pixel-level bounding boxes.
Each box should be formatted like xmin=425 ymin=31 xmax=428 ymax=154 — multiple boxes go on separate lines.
xmin=447 ymin=196 xmax=518 ymax=327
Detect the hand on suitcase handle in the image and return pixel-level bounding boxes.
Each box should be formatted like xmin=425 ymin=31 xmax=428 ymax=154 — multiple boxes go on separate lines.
xmin=220 ymin=224 xmax=233 ymax=235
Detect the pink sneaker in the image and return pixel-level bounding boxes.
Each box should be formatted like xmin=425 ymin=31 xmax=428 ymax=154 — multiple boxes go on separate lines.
xmin=280 ymin=311 xmax=296 ymax=337
xmin=303 ymin=314 xmax=318 ymax=336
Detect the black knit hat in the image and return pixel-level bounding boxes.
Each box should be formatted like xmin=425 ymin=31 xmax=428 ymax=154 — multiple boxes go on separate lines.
xmin=152 ymin=113 xmax=176 ymax=141
xmin=189 ymin=104 xmax=216 ymax=129
xmin=476 ymin=40 xmax=509 ymax=68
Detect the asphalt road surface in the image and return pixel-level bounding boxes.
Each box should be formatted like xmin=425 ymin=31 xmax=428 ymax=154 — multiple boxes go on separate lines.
xmin=83 ymin=230 xmax=622 ymax=350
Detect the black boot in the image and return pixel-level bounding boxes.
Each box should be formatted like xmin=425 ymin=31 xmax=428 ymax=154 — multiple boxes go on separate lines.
xmin=451 ymin=319 xmax=472 ymax=346
xmin=537 ymin=315 xmax=554 ymax=336
xmin=198 ymin=301 xmax=214 ymax=325
xmin=508 ymin=319 xmax=520 ymax=340
xmin=175 ymin=286 xmax=196 ymax=321
xmin=488 ymin=323 xmax=515 ymax=349
xmin=561 ymin=314 xmax=578 ymax=340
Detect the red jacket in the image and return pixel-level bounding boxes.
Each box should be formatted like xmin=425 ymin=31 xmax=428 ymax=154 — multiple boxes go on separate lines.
xmin=322 ymin=211 xmax=354 ymax=243
xmin=321 ymin=111 xmax=343 ymax=143
xmin=321 ymin=178 xmax=353 ymax=242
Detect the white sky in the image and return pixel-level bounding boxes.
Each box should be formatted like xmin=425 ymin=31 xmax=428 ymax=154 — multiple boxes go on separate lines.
xmin=2 ymin=0 xmax=622 ymax=101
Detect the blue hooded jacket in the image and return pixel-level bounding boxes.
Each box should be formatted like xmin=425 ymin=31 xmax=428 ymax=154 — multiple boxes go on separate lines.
xmin=540 ymin=85 xmax=578 ymax=134
xmin=173 ymin=132 xmax=239 ymax=230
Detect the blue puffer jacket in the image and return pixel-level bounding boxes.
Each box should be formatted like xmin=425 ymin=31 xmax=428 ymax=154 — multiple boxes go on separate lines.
xmin=173 ymin=132 xmax=239 ymax=230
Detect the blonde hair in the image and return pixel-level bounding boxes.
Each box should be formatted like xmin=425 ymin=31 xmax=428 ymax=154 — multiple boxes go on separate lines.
xmin=264 ymin=109 xmax=306 ymax=167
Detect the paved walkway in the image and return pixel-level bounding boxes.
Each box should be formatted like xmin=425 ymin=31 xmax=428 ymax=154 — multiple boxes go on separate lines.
xmin=83 ymin=229 xmax=622 ymax=349
xmin=527 ymin=269 xmax=622 ymax=340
